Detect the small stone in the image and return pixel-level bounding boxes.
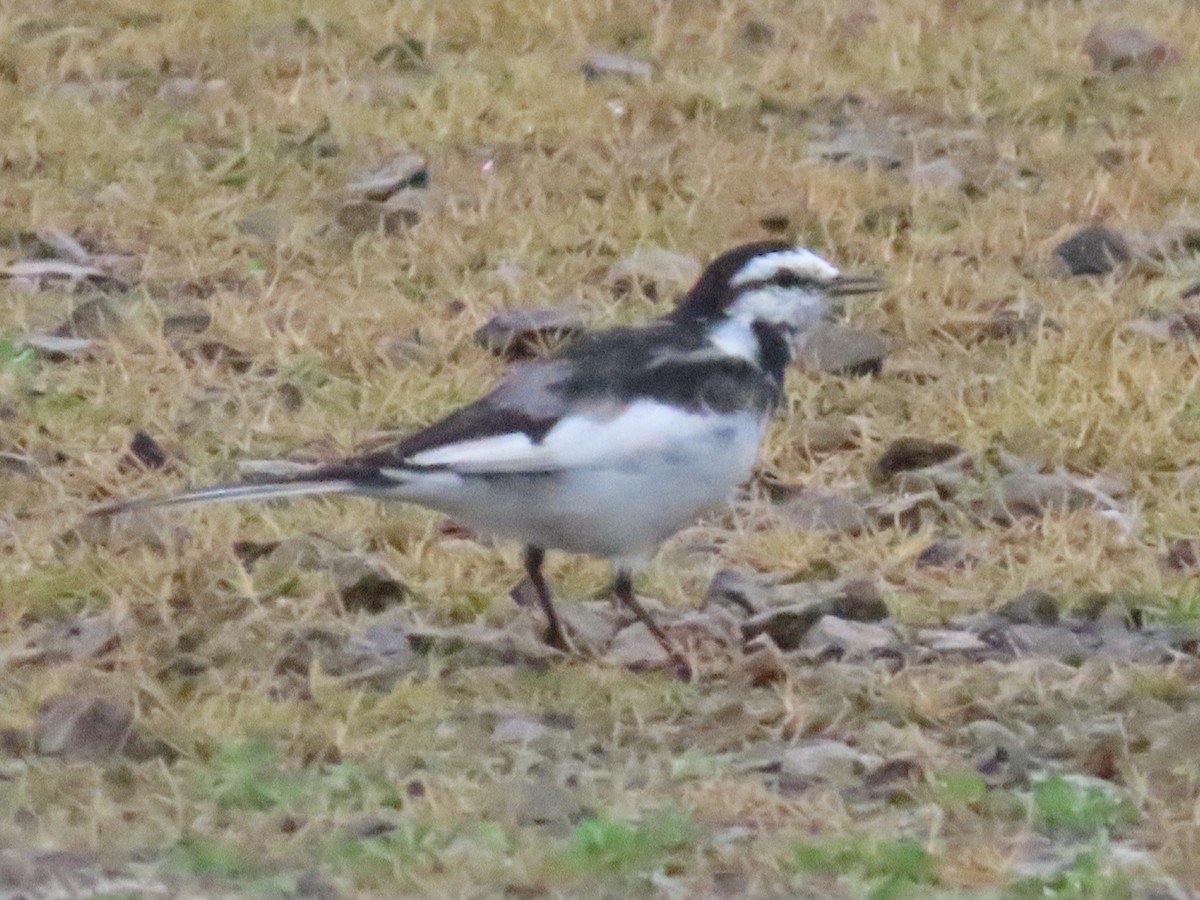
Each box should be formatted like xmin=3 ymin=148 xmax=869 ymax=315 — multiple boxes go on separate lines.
xmin=781 ymin=740 xmax=881 ymax=782
xmin=509 ymin=781 xmax=581 ymax=827
xmin=798 ymin=418 xmax=860 ymax=454
xmin=474 ymin=307 xmax=584 ymax=360
xmin=1169 ymin=313 xmax=1200 ymax=341
xmin=1083 ymin=24 xmax=1177 ymax=73
xmin=18 ymin=614 xmax=125 ymax=665
xmin=72 ymin=505 xmax=182 ymax=553
xmin=738 ymin=19 xmax=776 ymax=47
xmin=781 ymin=489 xmax=869 ymax=535
xmin=156 ymin=76 xmax=230 ymax=109
xmin=54 ymin=298 xmax=132 ymax=341
xmin=875 ymin=437 xmax=963 ymax=479
xmin=0 ymin=450 xmax=36 ymax=476
xmin=915 ymin=540 xmax=964 ymax=569
xmin=22 ymin=334 xmax=94 ymax=359
xmin=800 ymin=615 xmax=896 ymax=657
xmin=794 ymin=322 xmax=889 ymax=376
xmin=909 ymin=158 xmax=964 ymax=188
xmin=0 ymin=727 xmax=31 ymax=756
xmin=996 ymin=472 xmax=1094 ymax=518
xmin=807 ymin=124 xmax=905 ymax=170
xmin=327 ymin=554 xmax=411 ymax=614
xmin=1121 ymin=316 xmax=1175 ymax=344
xmin=606 ymin=248 xmax=701 ymax=299
xmin=581 ymin=52 xmax=652 ymax=81
xmin=325 ymin=622 xmax=417 ymax=686
xmin=1071 ymin=593 xmax=1138 ymax=628
xmin=995 ymin=590 xmax=1060 ymax=626
xmin=918 ymin=628 xmax=989 ymax=653
xmin=296 ymin=870 xmax=342 ymax=900
xmin=834 ymin=2 xmax=879 ymax=37
xmin=36 ymin=695 xmax=133 ymax=761
xmin=236 ymin=207 xmax=288 ymax=244
xmin=556 ymin=601 xmax=620 ymax=653
xmin=491 ymin=715 xmax=546 ymax=744
xmin=124 ymin=431 xmax=168 ymax=470
xmin=253 ymin=533 xmax=342 ymax=577
xmin=605 ymin=622 xmax=671 ymax=669
xmin=1053 ymin=226 xmax=1130 ymax=276
xmin=1004 ymin=625 xmax=1089 ymax=661
xmin=826 ymin=580 xmax=888 ymax=621
xmin=278 ymin=382 xmax=305 ymax=412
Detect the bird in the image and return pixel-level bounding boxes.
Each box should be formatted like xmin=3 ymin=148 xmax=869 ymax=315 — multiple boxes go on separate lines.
xmin=92 ymin=241 xmax=882 ymax=676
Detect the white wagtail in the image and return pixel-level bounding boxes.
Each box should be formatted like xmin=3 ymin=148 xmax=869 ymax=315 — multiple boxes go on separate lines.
xmin=94 ymin=241 xmax=882 ymax=673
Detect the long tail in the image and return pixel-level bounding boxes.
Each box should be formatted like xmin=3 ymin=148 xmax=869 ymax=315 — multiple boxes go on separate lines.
xmin=88 ymin=475 xmax=363 ymax=517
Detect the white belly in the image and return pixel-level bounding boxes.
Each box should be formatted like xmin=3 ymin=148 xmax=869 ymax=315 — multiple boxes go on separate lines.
xmin=381 ymin=410 xmax=766 ymax=558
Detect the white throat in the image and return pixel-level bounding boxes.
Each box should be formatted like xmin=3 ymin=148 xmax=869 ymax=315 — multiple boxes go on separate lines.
xmin=707 ymin=316 xmax=760 ymax=360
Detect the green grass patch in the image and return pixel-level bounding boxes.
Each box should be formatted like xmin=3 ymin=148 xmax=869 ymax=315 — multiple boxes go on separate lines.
xmin=1031 ymin=776 xmax=1135 ymax=836
xmin=553 ymin=810 xmax=696 ymax=877
xmin=1007 ymin=847 xmax=1131 ymax=900
xmin=792 ymin=837 xmax=937 ymax=900
xmin=0 ymin=339 xmax=35 ymax=370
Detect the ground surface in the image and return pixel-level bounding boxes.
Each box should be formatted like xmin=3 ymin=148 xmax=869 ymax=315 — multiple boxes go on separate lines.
xmin=4 ymin=0 xmax=1200 ymax=897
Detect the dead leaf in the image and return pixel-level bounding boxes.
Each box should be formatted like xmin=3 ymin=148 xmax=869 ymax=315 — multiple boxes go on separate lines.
xmin=732 ymin=634 xmax=788 ymax=686
xmin=875 ymin=437 xmax=964 ymax=480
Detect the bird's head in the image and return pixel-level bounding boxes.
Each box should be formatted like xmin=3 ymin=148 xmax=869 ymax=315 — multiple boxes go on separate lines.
xmin=669 ymin=240 xmax=883 ymax=342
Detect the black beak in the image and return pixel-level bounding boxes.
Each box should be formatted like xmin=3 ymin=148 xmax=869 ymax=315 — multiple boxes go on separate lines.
xmin=827 ymin=273 xmax=887 ymax=296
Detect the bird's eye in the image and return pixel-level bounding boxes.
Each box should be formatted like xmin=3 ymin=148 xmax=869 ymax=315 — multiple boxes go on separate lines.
xmin=775 ymin=271 xmax=807 ymax=288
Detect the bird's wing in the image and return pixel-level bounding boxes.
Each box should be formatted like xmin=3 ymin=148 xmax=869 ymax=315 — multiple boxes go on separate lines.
xmin=363 ymin=328 xmax=774 ymax=476
xmin=396 ymin=396 xmax=747 ymax=475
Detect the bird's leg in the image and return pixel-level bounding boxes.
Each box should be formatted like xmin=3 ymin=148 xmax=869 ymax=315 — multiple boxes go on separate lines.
xmin=523 ymin=545 xmax=572 ymax=652
xmin=611 ymin=569 xmax=691 ymax=681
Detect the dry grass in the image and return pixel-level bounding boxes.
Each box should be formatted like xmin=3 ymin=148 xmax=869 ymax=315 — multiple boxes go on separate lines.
xmin=4 ymin=0 xmax=1200 ymax=896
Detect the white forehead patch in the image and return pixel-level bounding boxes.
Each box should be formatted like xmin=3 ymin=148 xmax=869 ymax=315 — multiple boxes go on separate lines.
xmin=730 ymin=248 xmax=840 ymax=288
